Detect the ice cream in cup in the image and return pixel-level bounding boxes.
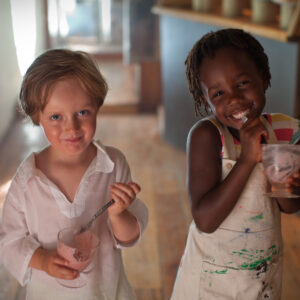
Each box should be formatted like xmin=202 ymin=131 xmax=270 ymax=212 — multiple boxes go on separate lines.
xmin=56 ymin=227 xmax=100 ymax=288
xmin=262 ymin=144 xmax=300 ymax=198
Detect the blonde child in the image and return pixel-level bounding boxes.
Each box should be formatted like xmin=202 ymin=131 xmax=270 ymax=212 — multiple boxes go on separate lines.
xmin=171 ymin=28 xmax=300 ymax=299
xmin=0 ymin=49 xmax=148 ymax=300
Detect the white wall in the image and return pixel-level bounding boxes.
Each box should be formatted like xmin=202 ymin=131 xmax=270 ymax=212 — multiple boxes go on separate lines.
xmin=0 ymin=0 xmax=46 ymax=142
xmin=0 ymin=0 xmax=22 ymax=141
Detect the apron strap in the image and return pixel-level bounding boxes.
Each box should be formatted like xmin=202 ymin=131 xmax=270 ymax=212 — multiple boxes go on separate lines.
xmin=207 ymin=117 xmax=237 ymax=160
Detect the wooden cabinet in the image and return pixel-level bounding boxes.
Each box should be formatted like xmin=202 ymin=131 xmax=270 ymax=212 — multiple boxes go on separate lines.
xmin=153 ymin=2 xmax=300 ymax=42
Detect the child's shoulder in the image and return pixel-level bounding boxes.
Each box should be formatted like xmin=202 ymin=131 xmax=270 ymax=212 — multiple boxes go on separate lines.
xmin=5 ymin=153 xmax=36 ymax=199
xmin=94 ymin=140 xmax=128 ymax=165
xmin=187 ymin=116 xmax=221 ymax=148
xmin=189 ymin=116 xmax=221 ymax=136
xmin=13 ymin=153 xmax=35 ymax=180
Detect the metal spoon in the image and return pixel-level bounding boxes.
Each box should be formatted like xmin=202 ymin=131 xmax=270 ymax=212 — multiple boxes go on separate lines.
xmin=75 ymin=199 xmax=115 ymax=235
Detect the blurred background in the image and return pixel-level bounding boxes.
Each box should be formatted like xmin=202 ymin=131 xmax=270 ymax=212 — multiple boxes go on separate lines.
xmin=0 ymin=0 xmax=299 ymax=299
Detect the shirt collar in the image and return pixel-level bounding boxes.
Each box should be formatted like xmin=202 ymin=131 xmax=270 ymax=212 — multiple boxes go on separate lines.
xmin=19 ymin=140 xmax=115 ymax=183
xmin=91 ymin=140 xmax=115 ymax=173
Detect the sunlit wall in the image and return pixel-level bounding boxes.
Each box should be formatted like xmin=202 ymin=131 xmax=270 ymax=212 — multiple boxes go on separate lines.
xmin=0 ymin=0 xmax=22 ymax=141
xmin=10 ymin=0 xmax=37 ymax=76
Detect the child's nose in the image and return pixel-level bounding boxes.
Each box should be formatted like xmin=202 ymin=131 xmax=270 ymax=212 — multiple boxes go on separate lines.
xmin=65 ymin=117 xmax=79 ymax=131
xmin=227 ymin=90 xmax=243 ymax=104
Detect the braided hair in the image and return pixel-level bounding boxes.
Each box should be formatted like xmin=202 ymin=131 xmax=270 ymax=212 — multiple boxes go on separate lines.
xmin=185 ymin=28 xmax=271 ymax=116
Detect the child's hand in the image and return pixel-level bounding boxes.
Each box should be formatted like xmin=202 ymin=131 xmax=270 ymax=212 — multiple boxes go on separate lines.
xmin=108 ymin=182 xmax=141 ymax=217
xmin=40 ymin=248 xmax=79 ymax=280
xmin=285 ymin=169 xmax=300 ymax=196
xmin=239 ymin=118 xmax=268 ymax=163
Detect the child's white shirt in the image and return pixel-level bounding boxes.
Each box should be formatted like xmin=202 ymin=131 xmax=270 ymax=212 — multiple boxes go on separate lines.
xmin=0 ymin=140 xmax=148 ymax=300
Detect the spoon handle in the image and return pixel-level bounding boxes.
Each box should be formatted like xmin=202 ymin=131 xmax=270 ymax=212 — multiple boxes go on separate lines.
xmin=77 ymin=199 xmax=115 ymax=234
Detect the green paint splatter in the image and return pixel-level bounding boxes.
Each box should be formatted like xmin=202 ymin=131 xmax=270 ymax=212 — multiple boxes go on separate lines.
xmin=239 ymin=257 xmax=271 ymax=270
xmin=232 ymin=249 xmax=254 ymax=258
xmin=231 ymin=245 xmax=280 ymax=270
xmin=203 ymin=269 xmax=228 ymax=274
xmin=255 ymin=249 xmax=265 ymax=254
xmin=250 ymin=213 xmax=264 ymax=220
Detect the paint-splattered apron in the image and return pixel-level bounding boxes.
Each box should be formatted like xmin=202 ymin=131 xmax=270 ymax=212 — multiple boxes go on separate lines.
xmin=171 ymin=116 xmax=282 ymax=300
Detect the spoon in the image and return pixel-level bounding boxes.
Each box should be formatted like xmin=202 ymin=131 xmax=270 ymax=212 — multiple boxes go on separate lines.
xmin=75 ymin=199 xmax=115 ymax=235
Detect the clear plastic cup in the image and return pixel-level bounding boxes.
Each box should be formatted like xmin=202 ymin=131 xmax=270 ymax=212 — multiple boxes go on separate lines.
xmin=262 ymin=144 xmax=300 ymax=198
xmin=56 ymin=227 xmax=100 ymax=288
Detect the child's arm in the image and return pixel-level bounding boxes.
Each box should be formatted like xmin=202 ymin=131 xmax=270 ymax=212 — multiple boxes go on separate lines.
xmin=29 ymin=247 xmax=79 ymax=280
xmin=0 ymin=181 xmax=78 ymax=283
xmin=108 ymin=182 xmax=141 ymax=243
xmin=0 ymin=182 xmax=41 ymax=286
xmin=188 ymin=118 xmax=267 ymax=233
xmin=105 ymin=146 xmax=148 ymax=246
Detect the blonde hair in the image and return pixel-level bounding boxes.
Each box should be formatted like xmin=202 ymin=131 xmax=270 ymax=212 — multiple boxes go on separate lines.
xmin=19 ymin=49 xmax=108 ymax=125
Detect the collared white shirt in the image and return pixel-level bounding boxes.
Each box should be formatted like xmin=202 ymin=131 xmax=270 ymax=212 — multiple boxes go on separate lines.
xmin=0 ymin=140 xmax=148 ymax=300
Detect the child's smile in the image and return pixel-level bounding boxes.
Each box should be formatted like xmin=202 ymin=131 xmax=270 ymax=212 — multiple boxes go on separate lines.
xmin=231 ymin=109 xmax=249 ymax=122
xmin=199 ymin=47 xmax=267 ymax=130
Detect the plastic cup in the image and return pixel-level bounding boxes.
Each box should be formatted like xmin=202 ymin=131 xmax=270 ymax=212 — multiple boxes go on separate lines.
xmin=56 ymin=227 xmax=100 ymax=288
xmin=262 ymin=144 xmax=300 ymax=198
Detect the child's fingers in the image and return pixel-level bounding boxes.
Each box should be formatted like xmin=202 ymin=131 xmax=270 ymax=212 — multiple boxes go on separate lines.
xmin=111 ymin=183 xmax=137 ymax=199
xmin=46 ymin=254 xmax=78 ymax=279
xmin=286 ymin=171 xmax=300 ymax=195
xmin=56 ymin=265 xmax=79 ymax=279
xmin=287 ymin=171 xmax=300 ymax=185
xmin=109 ymin=183 xmax=140 ymax=214
xmin=54 ymin=255 xmax=69 ymax=266
xmin=110 ymin=193 xmax=126 ymax=208
xmin=286 ymin=179 xmax=300 ymax=190
xmin=128 ymin=182 xmax=141 ymax=194
xmin=242 ymin=118 xmax=268 ymax=140
xmin=110 ymin=187 xmax=132 ymax=205
xmin=286 ymin=184 xmax=300 ymax=196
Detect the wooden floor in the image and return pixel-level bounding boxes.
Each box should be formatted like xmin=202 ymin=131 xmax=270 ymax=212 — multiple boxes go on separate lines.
xmin=0 ymin=113 xmax=299 ymax=300
xmin=94 ymin=54 xmax=139 ymax=108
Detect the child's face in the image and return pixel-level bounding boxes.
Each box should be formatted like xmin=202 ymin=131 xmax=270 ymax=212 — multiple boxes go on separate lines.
xmin=38 ymin=78 xmax=98 ymax=156
xmin=199 ymin=47 xmax=267 ymax=130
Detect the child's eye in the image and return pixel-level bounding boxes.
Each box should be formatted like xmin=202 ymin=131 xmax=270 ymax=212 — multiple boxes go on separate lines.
xmin=212 ymin=91 xmax=224 ymax=98
xmin=237 ymin=80 xmax=250 ymax=87
xmin=50 ymin=114 xmax=61 ymax=121
xmin=78 ymin=110 xmax=89 ymax=116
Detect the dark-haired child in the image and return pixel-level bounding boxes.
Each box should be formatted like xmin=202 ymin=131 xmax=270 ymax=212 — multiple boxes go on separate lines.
xmin=0 ymin=49 xmax=148 ymax=300
xmin=171 ymin=28 xmax=300 ymax=299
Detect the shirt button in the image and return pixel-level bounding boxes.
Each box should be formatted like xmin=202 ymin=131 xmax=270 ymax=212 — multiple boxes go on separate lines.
xmin=226 ymin=163 xmax=233 ymax=169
